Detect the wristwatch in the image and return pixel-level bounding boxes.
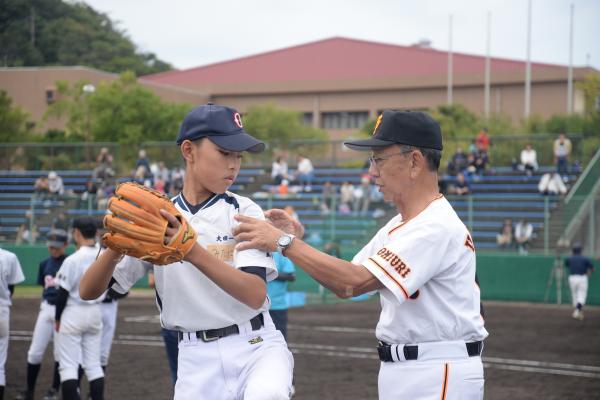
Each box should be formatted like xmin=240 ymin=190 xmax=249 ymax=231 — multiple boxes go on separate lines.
xmin=276 ymin=234 xmax=295 ymax=254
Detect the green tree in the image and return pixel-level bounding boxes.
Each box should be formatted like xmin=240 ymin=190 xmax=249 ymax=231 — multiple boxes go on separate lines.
xmin=0 ymin=90 xmax=34 ymax=142
xmin=45 ymin=72 xmax=191 ymax=144
xmin=429 ymin=104 xmax=479 ymax=138
xmin=243 ymin=103 xmax=328 ymax=147
xmin=0 ymin=0 xmax=172 ymax=75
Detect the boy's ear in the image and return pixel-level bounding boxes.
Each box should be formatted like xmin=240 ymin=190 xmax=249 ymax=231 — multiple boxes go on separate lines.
xmin=180 ymin=140 xmax=195 ymax=163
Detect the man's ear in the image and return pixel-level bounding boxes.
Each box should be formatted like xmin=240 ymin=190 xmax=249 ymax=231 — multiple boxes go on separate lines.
xmin=409 ymin=150 xmax=424 ymax=177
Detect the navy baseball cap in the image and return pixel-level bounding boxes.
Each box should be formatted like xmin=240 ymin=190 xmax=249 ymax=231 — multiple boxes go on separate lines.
xmin=344 ymin=110 xmax=443 ymax=151
xmin=176 ymin=103 xmax=265 ymax=153
xmin=46 ymin=228 xmax=68 ymax=248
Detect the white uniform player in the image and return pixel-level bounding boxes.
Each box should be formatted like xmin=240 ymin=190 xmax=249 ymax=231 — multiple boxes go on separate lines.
xmin=54 ymin=218 xmax=105 ymax=400
xmin=352 ymin=196 xmax=487 ymax=399
xmin=16 ymin=229 xmax=69 ymax=400
xmin=565 ymin=244 xmax=595 ymax=320
xmin=233 ymin=110 xmax=489 ymax=399
xmin=0 ymin=247 xmax=25 ymax=398
xmin=80 ymin=103 xmax=294 ymax=400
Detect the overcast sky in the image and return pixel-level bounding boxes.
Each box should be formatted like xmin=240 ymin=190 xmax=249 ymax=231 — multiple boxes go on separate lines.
xmin=83 ymin=0 xmax=600 ymax=71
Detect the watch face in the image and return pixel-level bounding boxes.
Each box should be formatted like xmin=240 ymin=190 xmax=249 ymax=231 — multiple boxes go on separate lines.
xmin=278 ymin=235 xmax=292 ymax=247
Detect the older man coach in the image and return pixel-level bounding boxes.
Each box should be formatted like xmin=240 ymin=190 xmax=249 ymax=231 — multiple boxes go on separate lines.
xmin=234 ymin=110 xmax=488 ymax=400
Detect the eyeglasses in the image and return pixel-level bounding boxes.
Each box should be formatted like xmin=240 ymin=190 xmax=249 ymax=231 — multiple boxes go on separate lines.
xmin=368 ymin=149 xmax=413 ymax=169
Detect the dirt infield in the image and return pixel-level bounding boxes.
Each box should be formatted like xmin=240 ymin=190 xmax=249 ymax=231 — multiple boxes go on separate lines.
xmin=5 ymin=297 xmax=600 ymax=399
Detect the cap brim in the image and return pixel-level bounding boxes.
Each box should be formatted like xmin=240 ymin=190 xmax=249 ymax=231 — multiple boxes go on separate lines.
xmin=343 ymin=137 xmax=397 ymax=151
xmin=47 ymin=241 xmax=66 ymax=248
xmin=208 ymin=132 xmax=265 ymax=154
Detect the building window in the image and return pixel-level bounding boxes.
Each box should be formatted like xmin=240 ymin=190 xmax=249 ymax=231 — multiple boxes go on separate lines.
xmin=46 ymin=88 xmax=56 ymax=104
xmin=595 ymin=96 xmax=600 ymax=110
xmin=321 ymin=111 xmax=369 ymax=129
xmin=302 ymin=113 xmax=313 ymax=126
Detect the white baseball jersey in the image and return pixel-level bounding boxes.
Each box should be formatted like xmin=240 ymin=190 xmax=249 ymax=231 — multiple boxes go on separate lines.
xmin=353 ymin=196 xmax=488 ymax=345
xmin=0 ymin=248 xmax=25 ymax=306
xmin=112 ymin=191 xmax=276 ymax=331
xmin=56 ymin=245 xmax=105 ymax=305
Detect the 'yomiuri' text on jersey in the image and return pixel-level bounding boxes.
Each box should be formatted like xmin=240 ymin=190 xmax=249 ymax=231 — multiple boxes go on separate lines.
xmin=353 ymin=196 xmax=488 ymax=345
xmin=56 ymin=244 xmax=105 ymax=305
xmin=0 ymin=248 xmax=25 ymax=306
xmin=112 ymin=191 xmax=276 ymax=331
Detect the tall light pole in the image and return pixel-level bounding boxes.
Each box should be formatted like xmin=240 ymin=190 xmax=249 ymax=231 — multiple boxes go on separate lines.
xmin=524 ymin=0 xmax=532 ymax=119
xmin=484 ymin=11 xmax=492 ymax=118
xmin=447 ymin=14 xmax=454 ymax=105
xmin=82 ymin=84 xmax=96 ymax=165
xmin=567 ymin=3 xmax=574 ymax=115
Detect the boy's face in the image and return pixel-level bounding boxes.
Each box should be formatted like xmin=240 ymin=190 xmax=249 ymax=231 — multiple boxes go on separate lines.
xmin=48 ymin=246 xmax=66 ymax=258
xmin=187 ymin=138 xmax=242 ymax=195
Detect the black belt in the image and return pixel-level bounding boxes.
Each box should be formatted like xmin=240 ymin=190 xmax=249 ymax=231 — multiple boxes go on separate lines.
xmin=178 ymin=314 xmax=264 ymax=343
xmin=377 ymin=341 xmax=483 ymax=362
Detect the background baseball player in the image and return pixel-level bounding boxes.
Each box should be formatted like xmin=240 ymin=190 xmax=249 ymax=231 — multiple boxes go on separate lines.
xmin=565 ymin=243 xmax=595 ymax=320
xmin=267 ymin=253 xmax=296 ymax=341
xmin=80 ymin=103 xmax=294 ymax=400
xmin=15 ymin=229 xmax=68 ymax=400
xmin=54 ymin=218 xmax=105 ymax=400
xmin=0 ymin=246 xmax=25 ymax=400
xmin=234 ymin=110 xmax=488 ymax=399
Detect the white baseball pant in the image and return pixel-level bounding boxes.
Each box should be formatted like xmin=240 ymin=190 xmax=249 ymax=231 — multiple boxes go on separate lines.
xmin=100 ymin=300 xmax=118 ymax=366
xmin=56 ymin=304 xmax=104 ymax=382
xmin=27 ymin=301 xmax=59 ymax=364
xmin=0 ymin=305 xmax=9 ymax=386
xmin=378 ymin=341 xmax=484 ymax=400
xmin=175 ymin=313 xmax=294 ymax=400
xmin=569 ymin=274 xmax=588 ymax=306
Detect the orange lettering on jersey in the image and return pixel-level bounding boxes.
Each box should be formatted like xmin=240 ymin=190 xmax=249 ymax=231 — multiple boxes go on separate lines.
xmin=376 ymin=247 xmax=411 ymax=278
xmin=464 ymin=234 xmax=475 ymax=253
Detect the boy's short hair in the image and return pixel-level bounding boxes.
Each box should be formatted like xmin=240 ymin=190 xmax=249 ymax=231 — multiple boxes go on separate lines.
xmin=72 ymin=217 xmax=97 ymax=239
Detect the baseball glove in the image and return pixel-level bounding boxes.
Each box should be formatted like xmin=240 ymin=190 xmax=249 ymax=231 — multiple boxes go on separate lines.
xmin=103 ymin=182 xmax=197 ymax=265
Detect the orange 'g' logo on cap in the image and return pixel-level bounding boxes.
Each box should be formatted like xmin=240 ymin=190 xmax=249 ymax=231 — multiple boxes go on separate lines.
xmin=373 ymin=114 xmax=383 ymax=136
xmin=233 ymin=112 xmax=243 ymax=128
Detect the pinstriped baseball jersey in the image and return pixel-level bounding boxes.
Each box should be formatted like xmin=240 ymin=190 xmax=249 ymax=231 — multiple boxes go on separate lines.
xmin=112 ymin=191 xmax=276 ymax=331
xmin=352 ymin=196 xmax=488 ymax=345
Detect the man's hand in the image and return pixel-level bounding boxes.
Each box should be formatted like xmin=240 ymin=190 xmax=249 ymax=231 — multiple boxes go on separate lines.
xmin=264 ymin=209 xmax=305 ymax=238
xmin=233 ymin=214 xmax=284 ymax=252
xmin=54 ymin=320 xmax=60 ymax=332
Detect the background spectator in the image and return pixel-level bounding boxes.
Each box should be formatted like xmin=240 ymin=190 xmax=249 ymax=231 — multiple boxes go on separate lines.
xmin=294 ymin=155 xmax=314 ymax=191
xmin=16 ymin=210 xmax=38 ymax=244
xmin=476 ymin=127 xmax=490 ymax=153
xmin=519 ymin=143 xmax=538 ymax=176
xmin=515 ymin=219 xmax=534 ymax=255
xmin=134 ymin=149 xmax=152 ymax=185
xmin=80 ymin=179 xmax=98 ymax=209
xmin=447 ymin=147 xmax=468 ymax=176
xmin=451 ymin=172 xmax=470 ymax=195
xmin=170 ymin=166 xmax=184 ymax=196
xmin=52 ymin=212 xmax=70 ymax=232
xmin=47 ymin=171 xmax=64 ymax=200
xmin=320 ymin=181 xmax=335 ymax=214
xmin=496 ymin=219 xmax=514 ymax=248
xmin=538 ymin=172 xmax=567 ymax=195
xmin=339 ymin=181 xmax=354 ymax=214
xmin=34 ymin=176 xmax=49 ymax=200
xmin=353 ymin=175 xmax=371 ymax=215
xmin=267 ymin=253 xmax=296 ymax=341
xmin=553 ymin=133 xmax=572 ymax=177
xmin=93 ymin=147 xmax=115 ymax=181
xmin=271 ymin=156 xmax=289 ymax=185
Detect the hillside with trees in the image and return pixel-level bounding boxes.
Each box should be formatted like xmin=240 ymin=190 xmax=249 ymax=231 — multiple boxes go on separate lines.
xmin=0 ymin=0 xmax=172 ymax=75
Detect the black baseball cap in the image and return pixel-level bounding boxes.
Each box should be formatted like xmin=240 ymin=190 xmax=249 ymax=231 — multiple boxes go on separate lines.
xmin=176 ymin=103 xmax=265 ymax=153
xmin=46 ymin=228 xmax=68 ymax=248
xmin=344 ymin=110 xmax=443 ymax=151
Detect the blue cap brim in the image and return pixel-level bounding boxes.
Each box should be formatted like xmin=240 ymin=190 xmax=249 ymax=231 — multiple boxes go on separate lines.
xmin=343 ymin=138 xmax=396 ymax=152
xmin=208 ymin=132 xmax=265 ymax=153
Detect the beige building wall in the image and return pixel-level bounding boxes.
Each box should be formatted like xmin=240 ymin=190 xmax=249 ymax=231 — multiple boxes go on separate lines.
xmin=0 ymin=67 xmax=207 ymax=133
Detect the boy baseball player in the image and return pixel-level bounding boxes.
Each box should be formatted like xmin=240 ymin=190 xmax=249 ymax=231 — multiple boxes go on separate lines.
xmin=16 ymin=229 xmax=69 ymax=400
xmin=80 ymin=103 xmax=294 ymax=400
xmin=54 ymin=218 xmax=105 ymax=400
xmin=0 ymin=247 xmax=25 ymax=400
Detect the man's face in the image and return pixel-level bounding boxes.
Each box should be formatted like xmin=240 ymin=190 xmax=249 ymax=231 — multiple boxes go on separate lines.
xmin=368 ymin=145 xmax=413 ymax=205
xmin=186 ymin=138 xmax=242 ymax=196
